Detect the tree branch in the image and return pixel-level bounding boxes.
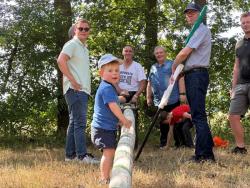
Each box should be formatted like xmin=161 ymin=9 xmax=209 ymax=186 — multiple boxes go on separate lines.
xmin=1 ymin=40 xmax=19 ymax=94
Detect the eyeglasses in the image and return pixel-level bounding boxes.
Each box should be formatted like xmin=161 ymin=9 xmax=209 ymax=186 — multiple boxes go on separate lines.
xmin=77 ymin=27 xmax=90 ymax=32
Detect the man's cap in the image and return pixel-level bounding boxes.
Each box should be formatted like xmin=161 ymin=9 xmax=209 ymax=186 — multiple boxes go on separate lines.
xmin=184 ymin=3 xmax=201 ymax=13
xmin=98 ymin=54 xmax=123 ymax=69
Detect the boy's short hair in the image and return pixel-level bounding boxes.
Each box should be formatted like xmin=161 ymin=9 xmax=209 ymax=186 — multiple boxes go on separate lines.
xmin=98 ymin=54 xmax=123 ymax=69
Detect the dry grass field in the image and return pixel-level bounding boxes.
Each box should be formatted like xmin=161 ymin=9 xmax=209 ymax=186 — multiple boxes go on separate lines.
xmin=0 ymin=145 xmax=249 ymax=188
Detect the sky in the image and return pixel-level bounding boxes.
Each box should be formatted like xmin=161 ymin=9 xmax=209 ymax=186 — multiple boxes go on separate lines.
xmin=1 ymin=0 xmax=244 ymax=39
xmin=222 ymin=27 xmax=242 ymax=38
xmin=218 ymin=11 xmax=243 ymax=39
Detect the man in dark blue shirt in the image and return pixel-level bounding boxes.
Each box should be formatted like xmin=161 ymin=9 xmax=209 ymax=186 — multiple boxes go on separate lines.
xmin=147 ymin=46 xmax=186 ymax=149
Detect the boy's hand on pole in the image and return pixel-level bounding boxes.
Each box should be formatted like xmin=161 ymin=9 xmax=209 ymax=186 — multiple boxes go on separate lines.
xmin=122 ymin=119 xmax=132 ymax=129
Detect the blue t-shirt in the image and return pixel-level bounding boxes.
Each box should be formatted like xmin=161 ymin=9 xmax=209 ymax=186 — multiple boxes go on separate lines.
xmin=91 ymin=80 xmax=119 ymax=130
xmin=148 ymin=60 xmax=179 ymax=106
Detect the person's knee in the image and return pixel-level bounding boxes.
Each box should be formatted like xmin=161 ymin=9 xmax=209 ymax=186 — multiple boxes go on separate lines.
xmin=74 ymin=120 xmax=86 ymax=129
xmin=103 ymin=148 xmax=115 ymax=159
xmin=228 ymin=114 xmax=241 ymax=122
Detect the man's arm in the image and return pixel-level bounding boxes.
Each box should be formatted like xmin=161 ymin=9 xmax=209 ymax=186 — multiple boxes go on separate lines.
xmin=57 ymin=53 xmax=81 ymax=91
xmin=166 ymin=126 xmax=174 ymax=149
xmin=114 ymin=83 xmax=122 ymax=94
xmin=232 ymin=58 xmax=239 ymax=90
xmin=108 ymin=102 xmax=132 ymax=128
xmin=130 ymin=80 xmax=147 ymax=102
xmin=114 ymin=83 xmax=129 ymax=96
xmin=178 ymin=76 xmax=187 ymax=103
xmin=146 ymin=81 xmax=153 ymax=106
xmin=135 ymin=80 xmax=146 ymax=97
xmin=172 ymin=46 xmax=193 ymax=73
xmin=183 ymin=112 xmax=191 ymax=119
xmin=231 ymin=58 xmax=239 ymax=97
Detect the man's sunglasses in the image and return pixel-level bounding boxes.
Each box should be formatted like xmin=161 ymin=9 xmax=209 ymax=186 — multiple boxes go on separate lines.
xmin=77 ymin=27 xmax=90 ymax=32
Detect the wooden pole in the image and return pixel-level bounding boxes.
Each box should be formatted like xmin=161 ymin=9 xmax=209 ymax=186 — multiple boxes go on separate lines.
xmin=109 ymin=104 xmax=136 ymax=188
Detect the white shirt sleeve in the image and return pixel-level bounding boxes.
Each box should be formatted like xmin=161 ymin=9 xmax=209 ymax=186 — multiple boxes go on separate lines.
xmin=136 ymin=63 xmax=147 ymax=81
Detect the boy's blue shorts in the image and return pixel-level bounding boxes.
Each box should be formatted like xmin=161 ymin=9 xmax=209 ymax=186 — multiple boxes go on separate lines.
xmin=91 ymin=127 xmax=117 ymax=150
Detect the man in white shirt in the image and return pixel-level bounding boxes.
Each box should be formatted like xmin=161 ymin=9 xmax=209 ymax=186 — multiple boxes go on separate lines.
xmin=117 ymin=45 xmax=146 ymax=103
xmin=57 ymin=18 xmax=99 ymax=164
xmin=115 ymin=45 xmax=146 ymax=149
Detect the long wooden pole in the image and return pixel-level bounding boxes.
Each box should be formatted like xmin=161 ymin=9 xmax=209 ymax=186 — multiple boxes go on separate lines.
xmin=109 ymin=104 xmax=136 ymax=188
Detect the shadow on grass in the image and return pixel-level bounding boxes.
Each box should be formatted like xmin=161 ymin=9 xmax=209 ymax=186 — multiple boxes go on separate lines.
xmin=0 ymin=135 xmax=99 ymax=168
xmin=0 ymin=135 xmax=65 ymax=149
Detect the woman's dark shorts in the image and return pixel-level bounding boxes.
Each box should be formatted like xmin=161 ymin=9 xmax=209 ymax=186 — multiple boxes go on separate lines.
xmin=121 ymin=91 xmax=136 ymax=103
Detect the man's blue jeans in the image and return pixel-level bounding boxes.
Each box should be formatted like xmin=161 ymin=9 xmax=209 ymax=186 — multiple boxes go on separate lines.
xmin=185 ymin=71 xmax=214 ymax=157
xmin=64 ymin=88 xmax=88 ymax=157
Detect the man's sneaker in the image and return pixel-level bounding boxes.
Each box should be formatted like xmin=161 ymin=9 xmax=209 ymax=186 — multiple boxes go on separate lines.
xmin=98 ymin=179 xmax=110 ymax=185
xmin=78 ymin=153 xmax=100 ymax=164
xmin=159 ymin=146 xmax=167 ymax=150
xmin=65 ymin=155 xmax=77 ymax=162
xmin=185 ymin=155 xmax=216 ymax=163
xmin=160 ymin=142 xmax=167 ymax=149
xmin=159 ymin=143 xmax=167 ymax=150
xmin=231 ymin=146 xmax=247 ymax=154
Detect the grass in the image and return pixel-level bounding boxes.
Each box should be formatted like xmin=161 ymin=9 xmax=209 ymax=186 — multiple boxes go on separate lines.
xmin=0 ymin=143 xmax=250 ymax=188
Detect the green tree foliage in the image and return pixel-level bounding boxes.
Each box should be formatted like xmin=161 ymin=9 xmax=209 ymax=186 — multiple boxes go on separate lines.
xmin=76 ymin=0 xmax=146 ymax=62
xmin=0 ymin=0 xmax=249 ymax=139
xmin=0 ymin=0 xmax=58 ymax=137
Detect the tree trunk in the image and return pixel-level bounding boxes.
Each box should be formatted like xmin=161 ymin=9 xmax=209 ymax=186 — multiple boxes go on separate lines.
xmin=54 ymin=0 xmax=72 ymax=135
xmin=195 ymin=0 xmax=207 ymax=24
xmin=1 ymin=40 xmax=18 ymax=93
xmin=144 ymin=0 xmax=158 ymax=71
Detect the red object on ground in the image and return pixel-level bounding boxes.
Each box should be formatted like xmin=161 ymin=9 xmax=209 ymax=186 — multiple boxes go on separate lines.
xmin=213 ymin=136 xmax=229 ymax=148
